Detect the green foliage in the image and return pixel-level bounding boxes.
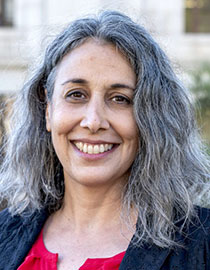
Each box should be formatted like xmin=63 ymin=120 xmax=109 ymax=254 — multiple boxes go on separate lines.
xmin=189 ymin=63 xmax=210 ymax=145
xmin=190 ymin=63 xmax=210 ymax=114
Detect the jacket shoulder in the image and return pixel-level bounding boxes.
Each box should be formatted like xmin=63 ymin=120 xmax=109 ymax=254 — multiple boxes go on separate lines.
xmin=0 ymin=208 xmax=24 ymax=239
xmin=191 ymin=205 xmax=210 ymax=235
xmin=195 ymin=205 xmax=210 ymax=222
xmin=0 ymin=207 xmax=48 ymax=270
xmin=120 ymin=206 xmax=210 ymax=270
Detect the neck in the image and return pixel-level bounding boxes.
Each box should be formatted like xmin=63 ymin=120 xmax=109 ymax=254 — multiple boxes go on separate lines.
xmin=56 ymin=178 xmax=126 ymax=234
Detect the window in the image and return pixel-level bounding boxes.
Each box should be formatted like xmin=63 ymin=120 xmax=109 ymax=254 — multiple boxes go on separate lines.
xmin=0 ymin=0 xmax=13 ymax=26
xmin=185 ymin=0 xmax=210 ymax=33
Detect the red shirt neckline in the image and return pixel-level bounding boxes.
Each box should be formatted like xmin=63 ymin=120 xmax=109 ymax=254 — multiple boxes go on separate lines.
xmin=18 ymin=228 xmax=126 ymax=270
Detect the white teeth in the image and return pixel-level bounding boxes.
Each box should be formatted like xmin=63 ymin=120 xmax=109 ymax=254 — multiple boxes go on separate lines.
xmin=87 ymin=145 xmax=93 ymax=154
xmin=99 ymin=144 xmax=105 ymax=153
xmin=74 ymin=142 xmax=114 ymax=154
xmin=93 ymin=145 xmax=99 ymax=154
xmin=83 ymin=143 xmax=88 ymax=153
xmin=105 ymin=144 xmax=108 ymax=151
xmin=75 ymin=142 xmax=81 ymax=149
xmin=79 ymin=142 xmax=83 ymax=150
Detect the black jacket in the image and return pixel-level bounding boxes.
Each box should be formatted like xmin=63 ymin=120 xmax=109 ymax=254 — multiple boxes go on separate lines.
xmin=0 ymin=206 xmax=209 ymax=270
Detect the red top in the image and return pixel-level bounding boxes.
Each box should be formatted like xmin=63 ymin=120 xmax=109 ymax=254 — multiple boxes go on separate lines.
xmin=18 ymin=229 xmax=125 ymax=270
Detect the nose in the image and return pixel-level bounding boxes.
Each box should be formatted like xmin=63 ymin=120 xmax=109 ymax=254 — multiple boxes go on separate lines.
xmin=80 ymin=99 xmax=110 ymax=133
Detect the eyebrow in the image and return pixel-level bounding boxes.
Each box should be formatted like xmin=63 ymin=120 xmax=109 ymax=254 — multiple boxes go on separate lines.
xmin=61 ymin=78 xmax=88 ymax=85
xmin=61 ymin=78 xmax=135 ymax=91
xmin=110 ymin=83 xmax=135 ymax=91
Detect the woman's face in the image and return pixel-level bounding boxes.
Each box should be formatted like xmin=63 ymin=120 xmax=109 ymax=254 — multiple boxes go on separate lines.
xmin=46 ymin=39 xmax=138 ymax=188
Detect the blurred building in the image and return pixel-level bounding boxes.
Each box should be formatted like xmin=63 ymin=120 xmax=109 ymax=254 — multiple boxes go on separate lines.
xmin=0 ymin=0 xmax=210 ymax=95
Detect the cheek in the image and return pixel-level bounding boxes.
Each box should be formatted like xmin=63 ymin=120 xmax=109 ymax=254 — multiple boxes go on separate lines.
xmin=123 ymin=117 xmax=139 ymax=160
xmin=50 ymin=106 xmax=80 ymax=135
xmin=118 ymin=112 xmax=139 ymax=142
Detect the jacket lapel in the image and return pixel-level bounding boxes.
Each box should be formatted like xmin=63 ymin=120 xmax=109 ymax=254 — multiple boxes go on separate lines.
xmin=119 ymin=215 xmax=187 ymax=270
xmin=119 ymin=238 xmax=170 ymax=270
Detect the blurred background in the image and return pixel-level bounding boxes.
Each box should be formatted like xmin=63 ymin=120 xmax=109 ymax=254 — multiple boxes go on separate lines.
xmin=0 ymin=0 xmax=210 ymax=152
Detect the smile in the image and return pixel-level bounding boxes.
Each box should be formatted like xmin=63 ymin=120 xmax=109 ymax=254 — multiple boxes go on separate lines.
xmin=74 ymin=142 xmax=114 ymax=154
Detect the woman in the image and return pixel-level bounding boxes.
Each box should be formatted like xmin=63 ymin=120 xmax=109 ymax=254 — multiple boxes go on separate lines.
xmin=0 ymin=10 xmax=209 ymax=270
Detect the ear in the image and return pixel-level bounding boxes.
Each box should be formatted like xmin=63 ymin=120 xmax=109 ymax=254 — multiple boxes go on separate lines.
xmin=45 ymin=102 xmax=51 ymax=132
xmin=45 ymin=90 xmax=51 ymax=132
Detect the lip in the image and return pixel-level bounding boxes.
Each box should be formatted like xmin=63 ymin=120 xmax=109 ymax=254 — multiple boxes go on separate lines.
xmin=71 ymin=142 xmax=119 ymax=161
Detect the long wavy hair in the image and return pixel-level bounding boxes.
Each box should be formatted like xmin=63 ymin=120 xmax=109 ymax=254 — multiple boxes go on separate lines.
xmin=0 ymin=10 xmax=209 ymax=248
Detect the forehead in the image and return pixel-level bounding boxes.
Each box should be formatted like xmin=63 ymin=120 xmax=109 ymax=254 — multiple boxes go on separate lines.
xmin=54 ymin=39 xmax=135 ymax=84
xmin=59 ymin=38 xmax=128 ymax=63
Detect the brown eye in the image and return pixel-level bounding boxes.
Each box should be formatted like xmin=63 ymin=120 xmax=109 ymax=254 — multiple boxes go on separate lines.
xmin=112 ymin=95 xmax=131 ymax=105
xmin=65 ymin=90 xmax=86 ymax=100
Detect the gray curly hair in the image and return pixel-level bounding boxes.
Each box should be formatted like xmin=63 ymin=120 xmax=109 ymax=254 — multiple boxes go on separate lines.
xmin=0 ymin=10 xmax=209 ymax=248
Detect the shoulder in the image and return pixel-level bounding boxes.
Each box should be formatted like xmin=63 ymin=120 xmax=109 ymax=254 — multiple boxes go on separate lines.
xmin=187 ymin=206 xmax=210 ymax=238
xmin=0 ymin=208 xmax=25 ymax=268
xmin=166 ymin=206 xmax=210 ymax=269
xmin=121 ymin=207 xmax=210 ymax=270
xmin=0 ymin=207 xmax=49 ymax=235
xmin=0 ymin=207 xmax=48 ymax=243
xmin=195 ymin=205 xmax=210 ymax=224
xmin=0 ymin=207 xmax=49 ymax=269
xmin=174 ymin=206 xmax=210 ymax=247
xmin=0 ymin=208 xmax=21 ymax=247
xmin=172 ymin=206 xmax=210 ymax=269
xmin=0 ymin=208 xmax=23 ymax=238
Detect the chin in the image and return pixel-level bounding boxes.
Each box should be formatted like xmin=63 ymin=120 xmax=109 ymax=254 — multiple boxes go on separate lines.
xmin=65 ymin=170 xmax=125 ymax=189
